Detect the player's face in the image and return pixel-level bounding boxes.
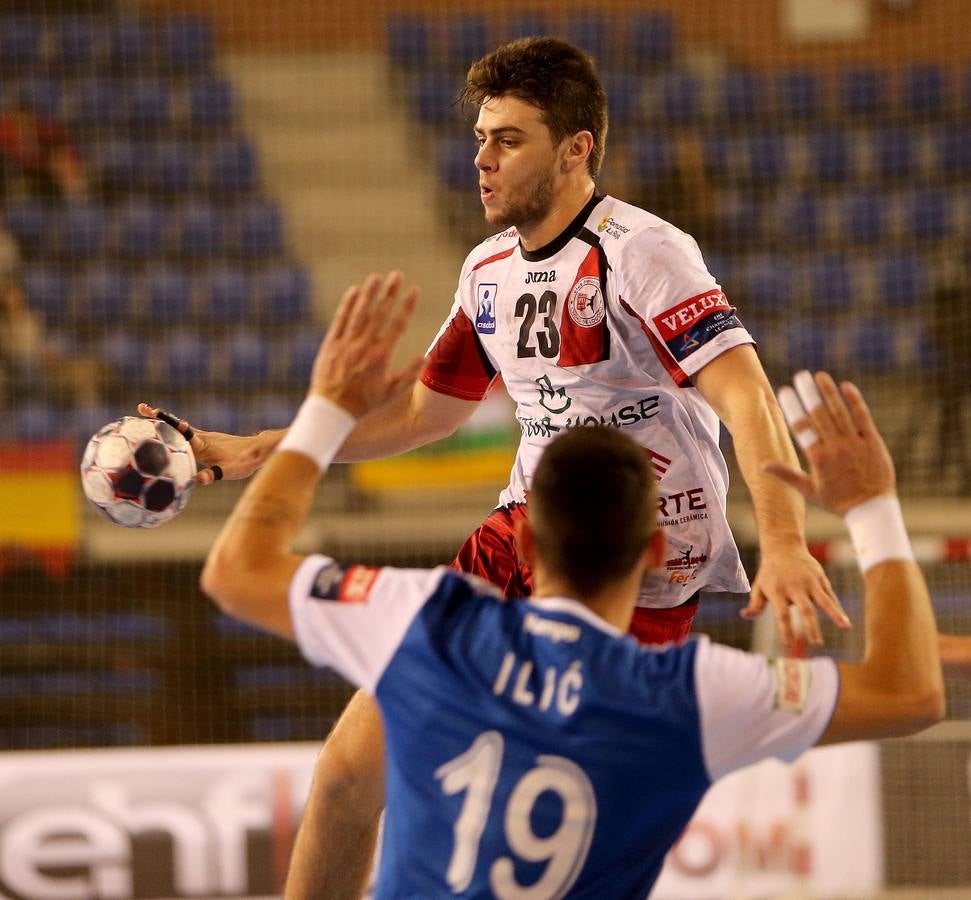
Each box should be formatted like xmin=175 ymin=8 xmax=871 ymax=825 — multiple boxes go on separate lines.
xmin=474 ymin=95 xmax=565 ymax=231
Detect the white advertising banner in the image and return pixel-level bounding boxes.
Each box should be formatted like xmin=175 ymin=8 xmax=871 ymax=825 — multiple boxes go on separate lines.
xmin=654 ymin=742 xmax=883 ymax=899
xmin=0 ymin=740 xmax=881 ymax=899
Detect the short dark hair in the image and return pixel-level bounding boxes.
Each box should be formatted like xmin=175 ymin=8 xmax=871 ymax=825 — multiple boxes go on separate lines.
xmin=460 ymin=37 xmax=608 ymax=177
xmin=530 ymin=427 xmax=656 ymax=595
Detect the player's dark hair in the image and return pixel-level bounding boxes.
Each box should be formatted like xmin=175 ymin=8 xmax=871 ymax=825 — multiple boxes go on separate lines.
xmin=531 ymin=427 xmax=656 ymax=596
xmin=460 ymin=37 xmax=608 ymax=177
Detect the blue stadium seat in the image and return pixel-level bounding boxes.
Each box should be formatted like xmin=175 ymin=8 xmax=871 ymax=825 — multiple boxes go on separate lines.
xmin=870 ymin=127 xmax=917 ymax=179
xmin=109 ymin=17 xmax=155 ymax=71
xmin=850 ymin=319 xmax=897 ymax=371
xmin=741 ymin=255 xmax=792 ymax=314
xmin=204 ymin=266 xmax=251 ymax=322
xmin=775 ymin=192 xmax=821 ymax=245
xmin=630 ymin=12 xmax=675 ymax=68
xmin=142 ymin=140 xmax=194 ymax=194
xmin=14 ymin=403 xmax=64 ymax=442
xmin=207 ymin=138 xmax=259 ymax=193
xmin=602 ymin=73 xmax=643 ymax=126
xmin=839 ymin=189 xmax=887 ymax=244
xmin=415 ymin=71 xmax=460 ymax=126
xmin=630 ymin=136 xmax=675 ymax=182
xmin=503 ymin=13 xmax=550 ymax=42
xmin=386 ymin=15 xmax=430 ymax=69
xmin=189 ymin=77 xmax=235 ymax=129
xmin=901 ymin=63 xmax=950 ymax=119
xmin=0 ymin=16 xmax=42 ymax=70
xmin=701 ymin=133 xmax=733 ymax=180
xmin=807 ymin=127 xmax=854 ymax=181
xmin=162 ymin=16 xmax=215 ymax=70
xmin=806 ymin=254 xmax=856 ymax=313
xmin=722 ymin=70 xmax=764 ymax=122
xmin=658 ymin=72 xmax=702 ymax=125
xmin=165 ymin=332 xmax=211 ymax=383
xmin=74 ymin=403 xmax=116 ymax=446
xmin=79 ymin=266 xmax=132 ymax=320
xmin=98 ymin=330 xmax=146 ymax=378
xmin=774 ymin=69 xmax=821 ymax=120
xmin=54 ymin=16 xmax=103 ymax=70
xmin=22 ymin=266 xmax=70 ymax=325
xmin=189 ymin=397 xmax=241 ymax=435
xmin=177 ymin=203 xmax=225 ymax=257
xmin=5 ymin=199 xmax=51 ymax=251
xmin=713 ymin=190 xmax=763 ymax=245
xmin=566 ymin=14 xmax=613 ymax=61
xmin=257 ymin=266 xmax=311 ymax=322
xmin=125 ymin=79 xmax=172 ymax=129
xmin=438 ymin=137 xmax=471 ymax=190
xmin=249 ymin=395 xmax=296 ymax=431
xmin=114 ymin=201 xmax=166 ymax=258
xmin=786 ymin=320 xmax=831 ymax=371
xmin=227 ymin=331 xmax=272 ymax=383
xmin=237 ymin=199 xmax=284 ymax=257
xmin=876 ymin=253 xmax=926 ymax=310
xmin=904 ymin=188 xmax=951 ymax=241
xmin=90 ymin=138 xmax=139 ymax=190
xmin=287 ymin=331 xmax=324 ymax=383
xmin=839 ymin=67 xmax=888 ymax=117
xmin=746 ymin=132 xmax=788 ymax=182
xmin=146 ymin=266 xmax=192 ymax=323
xmin=74 ymin=78 xmax=119 ymax=128
xmin=15 ymin=77 xmax=63 ymax=119
xmin=933 ymin=124 xmax=971 ymax=177
xmin=56 ymin=203 xmax=107 ymax=257
xmin=446 ymin=15 xmax=489 ymax=67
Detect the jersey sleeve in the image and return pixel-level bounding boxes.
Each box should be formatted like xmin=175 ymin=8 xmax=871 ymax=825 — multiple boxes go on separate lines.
xmin=618 ymin=225 xmax=755 ymax=382
xmin=694 ymin=637 xmax=840 ymax=780
xmin=288 ymin=554 xmax=449 ymax=692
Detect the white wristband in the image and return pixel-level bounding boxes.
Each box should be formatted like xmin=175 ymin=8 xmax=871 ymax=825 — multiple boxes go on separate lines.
xmin=843 ymin=495 xmax=915 ymax=574
xmin=277 ymin=395 xmax=357 ymax=471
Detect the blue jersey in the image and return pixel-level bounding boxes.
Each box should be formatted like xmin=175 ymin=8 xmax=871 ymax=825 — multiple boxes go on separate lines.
xmin=289 ymin=556 xmax=838 ymax=899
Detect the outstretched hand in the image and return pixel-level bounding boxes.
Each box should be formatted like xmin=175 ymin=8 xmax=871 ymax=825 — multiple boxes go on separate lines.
xmin=309 ymin=271 xmax=423 ymax=418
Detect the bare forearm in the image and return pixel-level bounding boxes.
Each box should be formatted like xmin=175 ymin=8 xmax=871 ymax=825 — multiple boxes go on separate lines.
xmin=939 ymin=633 xmax=971 ymax=679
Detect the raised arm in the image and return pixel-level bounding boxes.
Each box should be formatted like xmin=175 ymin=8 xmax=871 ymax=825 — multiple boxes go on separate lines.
xmin=200 ymin=272 xmax=424 ymax=637
xmin=765 ymin=371 xmax=944 ymax=742
xmin=694 ymin=345 xmax=849 ymax=648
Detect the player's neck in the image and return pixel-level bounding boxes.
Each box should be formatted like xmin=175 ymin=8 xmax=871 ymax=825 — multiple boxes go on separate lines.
xmin=517 ymin=180 xmax=597 ymax=252
xmin=532 ymin=572 xmax=640 ymax=633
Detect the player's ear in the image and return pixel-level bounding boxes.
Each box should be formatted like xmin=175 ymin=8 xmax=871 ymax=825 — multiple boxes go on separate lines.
xmin=561 ymin=131 xmax=594 ymax=174
xmin=644 ymin=527 xmax=666 ymax=571
xmin=513 ymin=516 xmax=538 ymax=569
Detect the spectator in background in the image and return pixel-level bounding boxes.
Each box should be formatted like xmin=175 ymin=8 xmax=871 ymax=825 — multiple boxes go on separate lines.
xmin=930 ymin=251 xmax=971 ymax=494
xmin=0 ymin=226 xmax=103 ymax=409
xmin=0 ymin=98 xmax=88 ymax=202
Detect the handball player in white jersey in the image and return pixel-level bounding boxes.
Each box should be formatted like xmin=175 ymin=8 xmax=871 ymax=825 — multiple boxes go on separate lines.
xmin=143 ymin=38 xmax=849 ymax=897
xmin=200 ymin=271 xmax=943 ymax=899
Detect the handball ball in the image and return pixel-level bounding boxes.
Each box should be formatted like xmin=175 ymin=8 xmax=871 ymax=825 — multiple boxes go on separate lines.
xmin=80 ymin=416 xmax=195 ymax=528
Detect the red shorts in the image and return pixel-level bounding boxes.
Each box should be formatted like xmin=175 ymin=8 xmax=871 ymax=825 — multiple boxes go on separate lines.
xmin=449 ymin=504 xmax=699 ymax=646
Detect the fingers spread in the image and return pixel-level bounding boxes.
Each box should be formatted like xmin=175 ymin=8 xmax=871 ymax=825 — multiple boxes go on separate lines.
xmin=814 ymin=371 xmax=854 ymax=436
xmin=777 ymin=386 xmax=818 ymax=450
xmin=840 ymin=380 xmax=878 ymax=439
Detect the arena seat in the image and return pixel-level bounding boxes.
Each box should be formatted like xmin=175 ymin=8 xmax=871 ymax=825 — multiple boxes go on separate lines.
xmin=189 ymin=77 xmax=235 ymax=129
xmin=161 ymin=16 xmax=215 ymax=71
xmin=933 ymin=123 xmax=971 ymax=176
xmin=786 ymin=320 xmax=831 ymax=371
xmin=850 ymin=318 xmax=898 ymax=371
xmin=98 ymin=329 xmax=147 ymax=379
xmin=386 ymin=15 xmax=430 ymax=69
xmin=141 ymin=140 xmax=194 ymax=194
xmin=741 ymin=255 xmax=793 ymax=314
xmin=14 ymin=402 xmax=63 ymax=441
xmin=225 ymin=331 xmax=272 ymax=384
xmin=204 ymin=266 xmax=251 ymax=322
xmin=904 ymin=187 xmax=951 ymax=241
xmin=145 ymin=266 xmax=193 ymax=324
xmin=629 ymin=12 xmax=676 ymax=68
xmin=74 ymin=77 xmax=119 ymax=128
xmin=287 ymin=331 xmax=324 ymax=383
xmin=53 ymin=15 xmax=103 ymax=71
xmin=658 ymin=71 xmax=703 ymax=125
xmin=90 ymin=138 xmax=138 ymax=191
xmin=15 ymin=76 xmax=62 ymax=118
xmin=79 ymin=265 xmax=132 ymax=321
xmin=446 ymin=15 xmax=490 ymax=67
xmin=206 ymin=138 xmax=259 ymax=193
xmin=109 ymin=17 xmax=156 ymax=71
xmin=23 ymin=265 xmax=70 ymax=324
xmin=124 ymin=78 xmax=172 ymax=130
xmin=807 ymin=127 xmax=856 ymax=182
xmin=839 ymin=67 xmax=889 ymax=118
xmin=438 ymin=136 xmax=471 ymax=190
xmin=177 ymin=202 xmax=225 ymax=257
xmin=838 ymin=189 xmax=887 ymax=244
xmin=114 ymin=200 xmax=166 ymax=258
xmin=257 ymin=265 xmax=311 ymax=322
xmin=722 ymin=69 xmax=765 ymax=123
xmin=876 ymin=253 xmax=927 ymax=310
xmin=807 ymin=253 xmax=857 ymax=313
xmin=55 ymin=203 xmax=107 ymax=257
xmin=630 ymin=135 xmax=676 ymax=182
xmin=503 ymin=13 xmax=550 ymax=42
xmin=415 ymin=71 xmax=460 ymax=126
xmin=164 ymin=331 xmax=211 ymax=383
xmin=237 ymin=199 xmax=284 ymax=257
xmin=0 ymin=15 xmax=43 ymax=71
xmin=774 ymin=192 xmax=822 ymax=245
xmin=900 ymin=63 xmax=950 ymax=119
xmin=871 ymin=126 xmax=918 ymax=180
xmin=566 ymin=14 xmax=614 ymax=62
xmin=5 ymin=199 xmax=51 ymax=251
xmin=746 ymin=131 xmax=789 ymax=183
xmin=773 ymin=68 xmax=821 ymax=121
xmin=188 ymin=396 xmax=242 ymax=435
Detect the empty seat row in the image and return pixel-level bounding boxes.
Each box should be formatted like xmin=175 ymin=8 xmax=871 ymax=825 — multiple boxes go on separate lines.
xmin=23 ymin=262 xmax=310 ymax=326
xmin=0 ymin=14 xmax=214 ymax=74
xmin=387 ymin=11 xmax=675 ymax=70
xmin=7 ymin=197 xmax=282 ymax=259
xmin=6 ymin=75 xmax=235 ymax=131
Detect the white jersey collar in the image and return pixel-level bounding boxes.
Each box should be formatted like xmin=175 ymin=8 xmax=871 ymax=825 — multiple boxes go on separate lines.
xmin=527 ymin=595 xmax=624 ymax=637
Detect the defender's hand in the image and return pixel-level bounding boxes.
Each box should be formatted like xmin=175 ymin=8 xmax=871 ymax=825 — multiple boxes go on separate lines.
xmin=309 ymin=271 xmax=423 ymax=418
xmin=136 ymin=404 xmax=279 ymax=486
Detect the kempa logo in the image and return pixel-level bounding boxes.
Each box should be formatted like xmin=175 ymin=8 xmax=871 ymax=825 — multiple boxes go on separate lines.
xmin=535 ymin=375 xmax=572 ymax=414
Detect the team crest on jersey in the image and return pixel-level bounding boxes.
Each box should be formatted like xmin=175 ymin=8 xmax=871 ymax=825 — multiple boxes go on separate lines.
xmin=568 ymin=277 xmax=606 ymax=328
xmin=475 ymin=283 xmax=497 ymax=334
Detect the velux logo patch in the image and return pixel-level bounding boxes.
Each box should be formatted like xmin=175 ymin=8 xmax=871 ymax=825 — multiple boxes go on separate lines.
xmin=475 ymin=283 xmax=497 ymax=334
xmin=652 ymin=290 xmax=742 ymax=362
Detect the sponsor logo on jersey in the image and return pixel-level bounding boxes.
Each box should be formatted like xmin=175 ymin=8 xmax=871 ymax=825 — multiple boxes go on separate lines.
xmin=568 ymin=276 xmax=606 ymax=328
xmin=523 ymin=612 xmax=581 ymax=644
xmin=664 ymin=544 xmax=709 ymax=585
xmin=475 ymin=283 xmax=497 ymax=334
xmin=310 ymin=562 xmax=379 ymax=604
xmin=597 ymin=214 xmax=630 ymax=238
xmin=535 ymin=374 xmax=572 ymax=414
xmin=525 ymin=270 xmax=557 ymax=284
xmin=653 ymin=290 xmax=743 ymax=362
xmin=772 ymin=657 xmax=812 ymax=714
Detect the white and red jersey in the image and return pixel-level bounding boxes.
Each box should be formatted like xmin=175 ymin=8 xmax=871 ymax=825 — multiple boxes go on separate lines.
xmin=422 ymin=194 xmax=755 ymax=608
